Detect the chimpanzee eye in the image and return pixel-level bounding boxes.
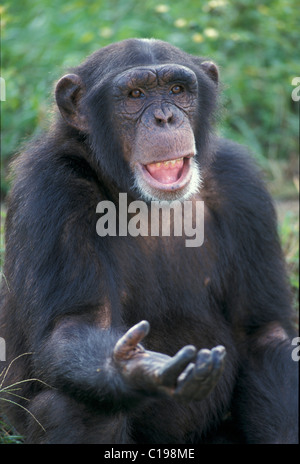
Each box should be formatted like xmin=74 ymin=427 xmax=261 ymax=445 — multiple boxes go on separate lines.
xmin=170 ymin=85 xmax=184 ymax=95
xmin=129 ymin=89 xmax=144 ymax=98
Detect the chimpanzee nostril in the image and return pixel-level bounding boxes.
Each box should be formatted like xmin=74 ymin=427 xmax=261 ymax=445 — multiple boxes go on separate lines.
xmin=154 ymin=107 xmax=173 ymax=125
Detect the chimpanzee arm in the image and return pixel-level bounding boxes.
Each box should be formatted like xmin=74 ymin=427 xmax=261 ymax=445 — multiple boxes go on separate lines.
xmin=34 ymin=318 xmax=226 ymax=412
xmin=215 ymin=147 xmax=298 ymax=444
xmin=232 ymin=336 xmax=298 ymax=444
xmin=34 ymin=319 xmax=139 ymax=412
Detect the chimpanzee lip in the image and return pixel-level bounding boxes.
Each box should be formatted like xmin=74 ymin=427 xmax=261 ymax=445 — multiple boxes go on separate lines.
xmin=138 ymin=155 xmax=194 ymax=192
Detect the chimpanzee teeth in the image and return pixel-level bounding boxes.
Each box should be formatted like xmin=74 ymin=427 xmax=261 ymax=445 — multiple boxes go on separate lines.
xmin=153 ymin=157 xmax=183 ymax=168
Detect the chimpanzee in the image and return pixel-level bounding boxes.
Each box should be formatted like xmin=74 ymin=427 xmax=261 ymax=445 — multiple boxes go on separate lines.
xmin=0 ymin=38 xmax=298 ymax=444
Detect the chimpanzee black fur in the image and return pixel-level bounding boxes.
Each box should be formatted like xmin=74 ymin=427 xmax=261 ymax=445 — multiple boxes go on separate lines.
xmin=0 ymin=38 xmax=298 ymax=444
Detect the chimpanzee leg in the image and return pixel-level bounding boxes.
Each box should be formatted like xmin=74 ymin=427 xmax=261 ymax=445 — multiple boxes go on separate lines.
xmin=25 ymin=390 xmax=130 ymax=444
xmin=232 ymin=334 xmax=298 ymax=444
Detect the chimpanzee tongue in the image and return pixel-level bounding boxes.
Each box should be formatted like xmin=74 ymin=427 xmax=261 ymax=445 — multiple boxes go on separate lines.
xmin=146 ymin=159 xmax=184 ymax=184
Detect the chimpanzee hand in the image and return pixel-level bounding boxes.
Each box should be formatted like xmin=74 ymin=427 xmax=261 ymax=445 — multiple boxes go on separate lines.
xmin=113 ymin=320 xmax=226 ymax=401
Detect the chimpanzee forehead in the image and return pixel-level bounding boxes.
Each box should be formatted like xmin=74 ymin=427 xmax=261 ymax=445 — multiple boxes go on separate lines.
xmin=113 ymin=64 xmax=197 ymax=89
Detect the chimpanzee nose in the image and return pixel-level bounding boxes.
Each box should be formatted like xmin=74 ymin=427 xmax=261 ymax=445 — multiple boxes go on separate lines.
xmin=154 ymin=106 xmax=173 ymax=125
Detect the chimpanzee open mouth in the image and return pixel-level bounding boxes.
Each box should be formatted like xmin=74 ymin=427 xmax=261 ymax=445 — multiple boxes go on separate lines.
xmin=139 ymin=154 xmax=194 ymax=191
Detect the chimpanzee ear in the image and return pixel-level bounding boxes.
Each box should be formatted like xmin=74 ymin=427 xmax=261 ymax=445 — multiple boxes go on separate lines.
xmin=55 ymin=73 xmax=89 ymax=132
xmin=201 ymin=61 xmax=219 ymax=84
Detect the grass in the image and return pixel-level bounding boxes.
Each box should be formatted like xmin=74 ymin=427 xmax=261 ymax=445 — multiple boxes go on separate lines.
xmin=0 ymin=419 xmax=23 ymax=444
xmin=0 ymin=353 xmax=50 ymax=444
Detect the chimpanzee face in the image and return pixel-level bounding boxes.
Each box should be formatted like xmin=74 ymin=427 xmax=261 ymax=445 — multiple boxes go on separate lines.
xmin=111 ymin=64 xmax=200 ymax=201
xmin=55 ymin=39 xmax=219 ymax=202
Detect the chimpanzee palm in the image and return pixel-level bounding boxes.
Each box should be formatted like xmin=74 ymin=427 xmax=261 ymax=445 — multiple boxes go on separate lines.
xmin=0 ymin=38 xmax=298 ymax=444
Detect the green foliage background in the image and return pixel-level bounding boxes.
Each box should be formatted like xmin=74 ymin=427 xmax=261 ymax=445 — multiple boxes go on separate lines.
xmin=1 ymin=0 xmax=299 ymax=195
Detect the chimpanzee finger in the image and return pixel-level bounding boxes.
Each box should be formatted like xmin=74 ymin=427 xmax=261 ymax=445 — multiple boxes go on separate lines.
xmin=113 ymin=320 xmax=150 ymax=360
xmin=174 ymin=349 xmax=213 ymax=398
xmin=191 ymin=346 xmax=226 ymax=400
xmin=174 ymin=346 xmax=226 ymax=400
xmin=209 ymin=345 xmax=226 ymax=383
xmin=156 ymin=345 xmax=197 ymax=387
xmin=194 ymin=348 xmax=215 ymax=378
